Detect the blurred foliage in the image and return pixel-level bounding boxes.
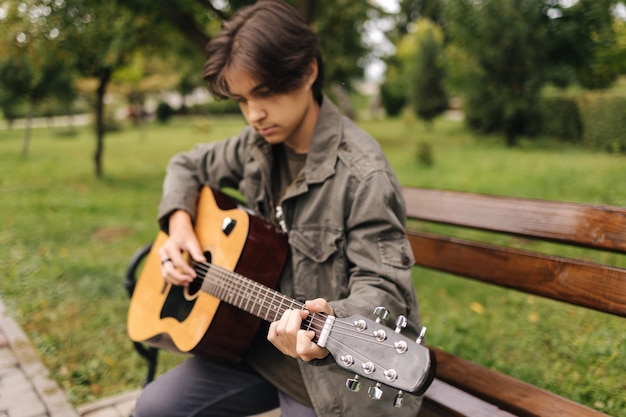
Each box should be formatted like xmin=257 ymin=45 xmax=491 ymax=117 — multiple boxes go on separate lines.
xmin=537 ymin=97 xmax=583 ymax=143
xmin=578 ymin=92 xmax=626 ymax=153
xmin=408 ymin=19 xmax=447 ymax=124
xmin=382 ymin=0 xmax=626 ymax=147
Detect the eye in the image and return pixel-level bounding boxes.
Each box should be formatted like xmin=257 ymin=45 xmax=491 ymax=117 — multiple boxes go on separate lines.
xmin=253 ymin=86 xmax=274 ymax=98
xmin=257 ymin=89 xmax=273 ymax=97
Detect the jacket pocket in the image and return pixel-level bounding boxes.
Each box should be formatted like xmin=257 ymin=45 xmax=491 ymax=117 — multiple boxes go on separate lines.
xmin=377 ymin=233 xmax=415 ymax=269
xmin=289 ymin=227 xmax=347 ymax=301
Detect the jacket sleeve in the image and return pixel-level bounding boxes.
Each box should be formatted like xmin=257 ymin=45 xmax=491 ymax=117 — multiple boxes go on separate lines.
xmin=328 ymin=171 xmax=420 ymax=337
xmin=157 ymin=130 xmax=252 ymax=232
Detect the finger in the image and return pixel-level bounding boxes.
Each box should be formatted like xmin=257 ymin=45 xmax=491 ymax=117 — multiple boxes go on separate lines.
xmin=305 ymin=298 xmax=334 ymax=315
xmin=187 ymin=241 xmax=207 ymax=264
xmin=159 ymin=247 xmax=193 ymax=285
xmin=268 ymin=321 xmax=279 ymax=340
xmin=285 ymin=309 xmax=307 ymax=337
xmin=267 ymin=316 xmax=298 ymax=358
xmin=296 ymin=330 xmax=329 ymax=361
xmin=159 ymin=242 xmax=196 ymax=278
xmin=170 ymin=250 xmax=196 ymax=277
xmin=161 ymin=261 xmax=193 ymax=286
xmin=271 ymin=309 xmax=292 ymax=337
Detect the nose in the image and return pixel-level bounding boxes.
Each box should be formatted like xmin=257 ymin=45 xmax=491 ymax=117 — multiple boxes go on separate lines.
xmin=246 ymin=100 xmax=266 ymax=123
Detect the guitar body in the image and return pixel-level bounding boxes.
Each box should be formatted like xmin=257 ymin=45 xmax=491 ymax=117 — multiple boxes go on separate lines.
xmin=127 ymin=187 xmax=289 ymax=361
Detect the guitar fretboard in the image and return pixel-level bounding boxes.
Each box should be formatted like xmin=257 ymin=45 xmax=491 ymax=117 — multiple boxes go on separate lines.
xmin=195 ymin=262 xmax=325 ymax=340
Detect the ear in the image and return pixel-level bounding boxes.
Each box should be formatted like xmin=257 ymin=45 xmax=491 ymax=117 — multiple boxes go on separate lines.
xmin=306 ymin=59 xmax=318 ymax=89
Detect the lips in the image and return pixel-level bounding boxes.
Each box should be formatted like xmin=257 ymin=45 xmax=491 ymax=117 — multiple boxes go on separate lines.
xmin=258 ymin=125 xmax=277 ymax=136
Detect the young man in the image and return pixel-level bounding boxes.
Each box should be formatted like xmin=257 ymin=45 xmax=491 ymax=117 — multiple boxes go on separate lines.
xmin=133 ymin=1 xmax=423 ymax=416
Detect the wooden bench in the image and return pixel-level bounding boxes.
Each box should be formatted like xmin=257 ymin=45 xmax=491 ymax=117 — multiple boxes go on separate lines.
xmin=125 ymin=186 xmax=626 ymax=416
xmin=403 ymin=187 xmax=626 ymax=417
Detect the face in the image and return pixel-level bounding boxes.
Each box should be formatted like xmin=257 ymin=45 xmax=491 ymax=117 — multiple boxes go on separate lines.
xmin=225 ymin=63 xmax=320 ymax=153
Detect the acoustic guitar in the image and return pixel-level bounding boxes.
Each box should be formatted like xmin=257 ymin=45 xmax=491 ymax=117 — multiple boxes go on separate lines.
xmin=127 ymin=186 xmax=435 ymax=400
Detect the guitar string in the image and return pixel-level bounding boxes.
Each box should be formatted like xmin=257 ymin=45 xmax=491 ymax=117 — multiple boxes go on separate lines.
xmin=322 ymin=339 xmax=424 ymax=392
xmin=193 ymin=261 xmax=330 ymax=329
xmin=324 ymin=336 xmax=393 ymax=365
xmin=193 ymin=261 xmax=410 ymax=339
xmin=192 ymin=262 xmax=415 ymax=356
xmin=191 ymin=261 xmax=420 ymax=387
xmin=194 ymin=262 xmax=309 ymax=321
xmin=195 ymin=263 xmax=380 ymax=331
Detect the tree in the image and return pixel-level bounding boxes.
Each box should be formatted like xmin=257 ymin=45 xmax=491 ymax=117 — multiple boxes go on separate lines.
xmin=3 ymin=0 xmax=408 ymax=175
xmin=445 ymin=0 xmax=549 ymax=146
xmin=614 ymin=15 xmax=626 ymax=75
xmin=409 ymin=19 xmax=447 ymax=126
xmin=0 ymin=1 xmax=75 ymax=155
xmin=545 ymin=0 xmax=621 ymax=89
xmin=123 ymin=0 xmax=381 ymax=108
xmin=380 ymin=56 xmax=409 ymax=117
xmin=56 ymin=0 xmax=156 ymax=177
xmin=380 ymin=25 xmax=420 ymax=117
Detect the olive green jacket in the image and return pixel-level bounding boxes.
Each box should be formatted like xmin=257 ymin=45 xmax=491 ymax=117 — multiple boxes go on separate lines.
xmin=158 ymin=98 xmax=423 ymax=416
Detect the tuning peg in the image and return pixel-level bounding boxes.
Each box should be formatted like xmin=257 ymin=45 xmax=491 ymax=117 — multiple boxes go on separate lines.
xmin=346 ymin=375 xmax=363 ymax=392
xmin=353 ymin=319 xmax=367 ymax=332
xmin=373 ymin=306 xmax=390 ymax=323
xmin=340 ymin=354 xmax=355 ymax=367
xmin=394 ymin=390 xmax=405 ymax=408
xmin=384 ymin=369 xmax=398 ymax=382
xmin=368 ymin=382 xmax=383 ymax=400
xmin=373 ymin=329 xmax=387 ymax=341
xmin=394 ymin=315 xmax=407 ymax=333
xmin=416 ymin=326 xmax=427 ymax=344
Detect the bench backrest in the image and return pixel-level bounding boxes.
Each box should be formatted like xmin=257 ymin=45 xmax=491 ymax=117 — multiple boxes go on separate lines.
xmin=403 ymin=187 xmax=626 ymax=318
xmin=402 ymin=187 xmax=626 ymax=417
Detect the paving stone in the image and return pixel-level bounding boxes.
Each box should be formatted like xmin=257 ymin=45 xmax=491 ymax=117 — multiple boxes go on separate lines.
xmin=0 ymin=349 xmax=17 ymax=369
xmin=5 ymin=391 xmax=46 ymax=417
xmin=0 ymin=298 xmax=233 ymax=417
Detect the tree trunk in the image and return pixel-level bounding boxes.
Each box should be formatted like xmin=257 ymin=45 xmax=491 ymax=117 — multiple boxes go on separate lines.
xmin=297 ymin=0 xmax=316 ymax=23
xmin=331 ymin=83 xmax=355 ymax=120
xmin=21 ymin=100 xmax=34 ymax=157
xmin=94 ymin=68 xmax=112 ymax=178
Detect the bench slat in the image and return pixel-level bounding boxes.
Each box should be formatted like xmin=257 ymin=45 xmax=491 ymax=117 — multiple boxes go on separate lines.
xmin=403 ymin=188 xmax=626 ymax=253
xmin=420 ymin=379 xmax=517 ymax=417
xmin=432 ymin=348 xmax=610 ymax=417
xmin=407 ymin=231 xmax=626 ymax=318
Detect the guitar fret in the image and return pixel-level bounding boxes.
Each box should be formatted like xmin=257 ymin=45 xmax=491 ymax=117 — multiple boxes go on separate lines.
xmin=197 ymin=262 xmax=334 ymax=347
xmin=305 ymin=313 xmax=313 ymax=331
xmin=273 ymin=296 xmax=282 ymax=322
xmin=200 ymin=262 xmax=318 ymax=328
xmin=253 ymin=283 xmax=261 ymax=317
xmin=264 ymin=287 xmax=273 ymax=317
xmin=243 ymin=279 xmax=252 ymax=312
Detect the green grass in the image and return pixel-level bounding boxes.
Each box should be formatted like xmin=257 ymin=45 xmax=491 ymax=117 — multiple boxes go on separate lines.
xmin=1 ymin=114 xmax=625 ymax=415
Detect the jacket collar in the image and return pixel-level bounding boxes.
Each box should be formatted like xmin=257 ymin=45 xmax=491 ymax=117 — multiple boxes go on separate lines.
xmin=302 ymin=96 xmax=342 ymax=184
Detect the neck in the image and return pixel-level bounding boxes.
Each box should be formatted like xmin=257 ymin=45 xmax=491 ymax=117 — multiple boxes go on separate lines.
xmin=285 ymin=96 xmax=320 ymax=153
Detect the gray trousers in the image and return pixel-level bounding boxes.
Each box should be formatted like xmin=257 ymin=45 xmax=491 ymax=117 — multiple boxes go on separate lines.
xmin=133 ymin=356 xmax=317 ymax=417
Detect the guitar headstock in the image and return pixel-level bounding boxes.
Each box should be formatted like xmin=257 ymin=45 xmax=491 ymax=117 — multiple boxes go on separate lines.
xmin=323 ymin=307 xmax=435 ymax=407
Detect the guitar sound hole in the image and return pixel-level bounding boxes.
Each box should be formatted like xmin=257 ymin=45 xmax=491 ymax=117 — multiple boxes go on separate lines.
xmin=187 ymin=252 xmax=212 ymax=297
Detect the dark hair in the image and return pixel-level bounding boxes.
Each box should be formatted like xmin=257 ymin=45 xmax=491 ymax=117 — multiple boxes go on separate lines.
xmin=202 ymin=0 xmax=324 ymax=104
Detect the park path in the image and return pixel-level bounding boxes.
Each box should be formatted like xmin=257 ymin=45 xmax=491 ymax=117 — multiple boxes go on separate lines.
xmin=0 ymin=297 xmax=279 ymax=417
